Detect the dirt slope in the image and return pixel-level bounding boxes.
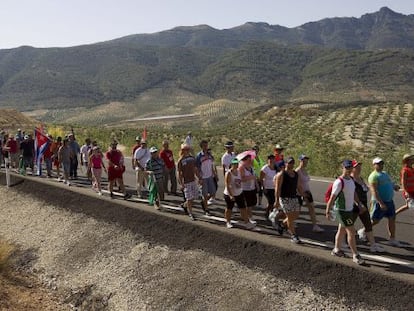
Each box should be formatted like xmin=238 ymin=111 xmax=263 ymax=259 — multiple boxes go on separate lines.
xmin=0 ymin=178 xmax=412 ymax=310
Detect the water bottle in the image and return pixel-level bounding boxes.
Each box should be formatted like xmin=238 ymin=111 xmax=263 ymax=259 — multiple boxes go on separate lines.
xmin=329 ymin=209 xmax=336 ymax=221
xmin=268 ymin=208 xmax=277 ymax=223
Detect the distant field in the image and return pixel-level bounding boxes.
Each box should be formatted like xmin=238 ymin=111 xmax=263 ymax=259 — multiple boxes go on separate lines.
xmin=12 ymin=100 xmax=414 ymax=180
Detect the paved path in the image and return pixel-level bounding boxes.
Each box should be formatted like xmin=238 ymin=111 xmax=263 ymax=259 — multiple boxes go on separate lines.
xmin=2 ymin=161 xmax=413 ymax=278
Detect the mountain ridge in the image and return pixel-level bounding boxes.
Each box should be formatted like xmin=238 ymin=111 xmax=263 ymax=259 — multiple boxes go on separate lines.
xmin=0 ymin=7 xmax=414 ymax=114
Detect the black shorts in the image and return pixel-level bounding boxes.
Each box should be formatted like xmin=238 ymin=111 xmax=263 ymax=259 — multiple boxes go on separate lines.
xmin=224 ymin=194 xmax=246 ymax=210
xmin=298 ymin=190 xmax=314 ymax=206
xmin=243 ymin=189 xmax=257 ymax=207
xmin=263 ymin=188 xmax=275 ymax=206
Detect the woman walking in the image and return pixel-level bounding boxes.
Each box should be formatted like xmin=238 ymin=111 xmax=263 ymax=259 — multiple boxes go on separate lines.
xmin=260 ymin=154 xmax=277 ymax=220
xmin=274 ymin=156 xmax=304 ymax=243
xmin=239 ymin=154 xmax=258 ymax=225
xmin=224 ymin=158 xmax=252 ymax=229
xmin=396 ymin=154 xmax=414 ymax=215
xmin=89 ymin=146 xmax=106 ymax=195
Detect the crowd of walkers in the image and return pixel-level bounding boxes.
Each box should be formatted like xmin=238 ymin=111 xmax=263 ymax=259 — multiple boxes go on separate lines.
xmin=1 ymin=128 xmax=413 ymax=265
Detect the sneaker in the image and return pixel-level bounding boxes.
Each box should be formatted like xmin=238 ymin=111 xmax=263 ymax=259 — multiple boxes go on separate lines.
xmin=353 ymin=254 xmax=365 ymax=265
xmin=249 ymin=218 xmax=257 ymax=225
xmin=331 ymin=249 xmax=347 ymax=258
xmin=124 ymin=193 xmax=132 ymax=200
xmin=180 ymin=203 xmax=188 ymax=215
xmin=207 ymin=198 xmax=215 ymax=205
xmin=226 ymin=222 xmax=233 ymax=229
xmin=66 ymin=181 xmax=71 ymax=186
xmin=370 ymin=243 xmax=385 ymax=253
xmin=357 ymin=228 xmax=367 ymax=242
xmin=291 ymin=235 xmax=302 ymax=244
xmin=204 ymin=210 xmax=212 ymax=216
xmin=98 ymin=191 xmax=103 ymax=196
xmin=189 ymin=213 xmax=196 ymax=221
xmin=312 ymin=224 xmax=325 ymax=233
xmin=388 ymin=239 xmax=402 ymax=247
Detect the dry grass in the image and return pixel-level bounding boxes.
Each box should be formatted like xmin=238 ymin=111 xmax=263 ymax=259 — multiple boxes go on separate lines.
xmin=0 ymin=239 xmax=13 ymax=273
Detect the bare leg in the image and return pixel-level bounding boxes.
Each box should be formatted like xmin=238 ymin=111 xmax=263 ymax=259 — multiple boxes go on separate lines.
xmin=345 ymin=226 xmax=358 ymax=256
xmin=388 ymin=217 xmax=396 ymax=239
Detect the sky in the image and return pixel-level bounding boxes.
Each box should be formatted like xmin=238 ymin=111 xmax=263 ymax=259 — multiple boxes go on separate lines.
xmin=0 ymin=0 xmax=413 ymax=49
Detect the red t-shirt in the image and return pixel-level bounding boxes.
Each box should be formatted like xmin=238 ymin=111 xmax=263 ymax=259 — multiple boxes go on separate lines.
xmin=106 ymin=149 xmax=123 ymax=166
xmin=160 ymin=149 xmax=175 ymax=169
xmin=6 ymin=138 xmax=17 ymax=153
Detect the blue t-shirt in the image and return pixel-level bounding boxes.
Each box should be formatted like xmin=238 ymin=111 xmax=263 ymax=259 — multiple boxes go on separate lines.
xmin=368 ymin=170 xmax=394 ymax=202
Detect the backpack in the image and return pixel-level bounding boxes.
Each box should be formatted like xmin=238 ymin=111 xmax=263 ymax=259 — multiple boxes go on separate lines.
xmin=324 ymin=177 xmax=344 ymax=203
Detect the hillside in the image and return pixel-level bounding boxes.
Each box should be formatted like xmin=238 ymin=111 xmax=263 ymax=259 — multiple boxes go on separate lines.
xmin=0 ymin=109 xmax=38 ymax=130
xmin=0 ymin=7 xmax=414 ymax=113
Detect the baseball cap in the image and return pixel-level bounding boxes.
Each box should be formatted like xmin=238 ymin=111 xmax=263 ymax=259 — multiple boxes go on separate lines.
xmin=231 ymin=158 xmax=239 ymax=164
xmin=135 ymin=136 xmax=141 ymax=141
xmin=342 ymin=159 xmax=353 ymax=168
xmin=224 ymin=141 xmax=234 ymax=148
xmin=351 ymin=159 xmax=361 ymax=168
xmin=24 ymin=135 xmax=29 ymax=139
xmin=149 ymin=146 xmax=158 ymax=153
xmin=402 ymin=154 xmax=414 ymax=162
xmin=299 ymin=154 xmax=309 ymax=161
xmin=140 ymin=139 xmax=147 ymax=144
xmin=276 ymin=160 xmax=285 ymax=168
xmin=286 ymin=156 xmax=295 ymax=164
xmin=372 ymin=157 xmax=384 ymax=164
xmin=275 ymin=144 xmax=283 ymax=150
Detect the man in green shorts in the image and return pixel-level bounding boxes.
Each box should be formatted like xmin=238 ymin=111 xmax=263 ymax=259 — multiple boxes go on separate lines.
xmin=326 ymin=160 xmax=366 ymax=265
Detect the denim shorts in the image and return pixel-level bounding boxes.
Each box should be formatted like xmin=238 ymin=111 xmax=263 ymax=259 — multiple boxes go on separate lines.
xmin=371 ymin=200 xmax=396 ymax=220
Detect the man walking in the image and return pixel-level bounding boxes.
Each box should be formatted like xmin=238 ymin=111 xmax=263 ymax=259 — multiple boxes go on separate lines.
xmin=368 ymin=157 xmax=402 ymax=247
xmin=196 ymin=140 xmax=217 ymax=214
xmin=159 ymin=140 xmax=177 ymax=195
xmin=134 ymin=139 xmax=150 ymax=198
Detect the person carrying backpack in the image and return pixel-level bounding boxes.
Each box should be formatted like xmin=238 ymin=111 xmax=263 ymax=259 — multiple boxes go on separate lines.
xmin=326 ymin=160 xmax=366 ymax=265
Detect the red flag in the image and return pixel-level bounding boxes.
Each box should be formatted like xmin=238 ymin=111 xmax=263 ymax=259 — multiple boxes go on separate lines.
xmin=142 ymin=126 xmax=147 ymax=141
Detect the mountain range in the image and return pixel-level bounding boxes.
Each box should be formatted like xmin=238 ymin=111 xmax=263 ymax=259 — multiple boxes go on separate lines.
xmin=0 ymin=6 xmax=414 ymax=114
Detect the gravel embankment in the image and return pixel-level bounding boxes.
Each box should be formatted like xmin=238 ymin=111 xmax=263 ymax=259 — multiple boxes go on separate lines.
xmin=0 ymin=177 xmax=412 ymax=310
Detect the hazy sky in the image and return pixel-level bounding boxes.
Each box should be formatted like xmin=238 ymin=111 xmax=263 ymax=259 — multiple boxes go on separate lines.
xmin=0 ymin=0 xmax=413 ymax=49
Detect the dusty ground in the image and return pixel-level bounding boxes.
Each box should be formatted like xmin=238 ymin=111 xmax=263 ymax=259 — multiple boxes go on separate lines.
xmin=0 ymin=178 xmax=412 ymax=310
xmin=0 ymin=268 xmax=66 ymax=310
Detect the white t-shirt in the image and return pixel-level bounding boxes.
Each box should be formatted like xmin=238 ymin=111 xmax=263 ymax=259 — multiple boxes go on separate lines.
xmin=134 ymin=147 xmax=150 ymax=170
xmin=296 ymin=168 xmax=311 ymax=192
xmin=80 ymin=144 xmax=90 ymax=163
xmin=221 ymin=152 xmax=235 ymax=172
xmin=261 ymin=164 xmax=276 ymax=189
xmin=240 ymin=166 xmax=256 ymax=191
xmin=332 ymin=177 xmax=355 ymax=212
xmin=224 ymin=170 xmax=243 ymax=197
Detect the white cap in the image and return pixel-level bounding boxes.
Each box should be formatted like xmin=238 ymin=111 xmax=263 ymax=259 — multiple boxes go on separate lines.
xmin=372 ymin=157 xmax=384 ymax=164
xmin=149 ymin=146 xmax=158 ymax=153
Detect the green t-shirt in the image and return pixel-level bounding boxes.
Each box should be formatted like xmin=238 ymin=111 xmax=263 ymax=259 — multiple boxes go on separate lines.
xmin=368 ymin=170 xmax=394 ymax=202
xmin=253 ymin=157 xmax=266 ymax=177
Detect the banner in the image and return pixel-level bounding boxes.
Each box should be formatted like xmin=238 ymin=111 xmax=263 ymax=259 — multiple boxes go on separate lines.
xmin=34 ymin=127 xmax=51 ymax=176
